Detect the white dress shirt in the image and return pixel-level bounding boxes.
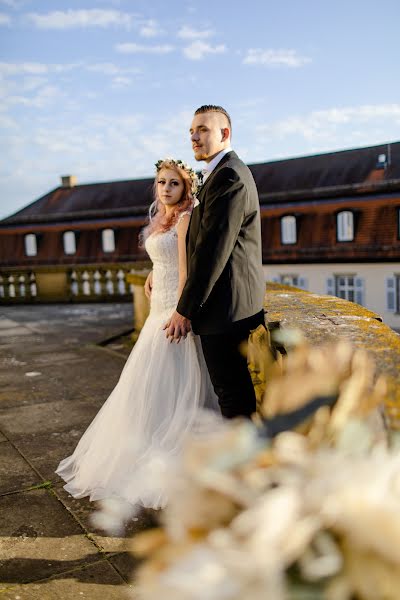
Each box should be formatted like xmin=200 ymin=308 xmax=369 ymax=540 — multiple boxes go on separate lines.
xmin=201 ymin=147 xmax=233 ymax=182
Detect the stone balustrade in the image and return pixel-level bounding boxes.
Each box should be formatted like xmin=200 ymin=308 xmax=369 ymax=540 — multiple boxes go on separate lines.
xmin=0 ymin=271 xmax=38 ymax=302
xmin=0 ymin=262 xmax=151 ymax=303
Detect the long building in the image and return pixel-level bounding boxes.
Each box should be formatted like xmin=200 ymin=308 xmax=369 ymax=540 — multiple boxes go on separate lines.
xmin=1 ymin=142 xmax=399 ymax=328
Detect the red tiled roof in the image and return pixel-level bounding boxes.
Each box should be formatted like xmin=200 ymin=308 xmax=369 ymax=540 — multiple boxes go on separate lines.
xmin=3 ymin=178 xmax=154 ymax=225
xmin=2 ymin=141 xmax=400 ymax=226
xmin=249 ymin=141 xmax=400 ymax=202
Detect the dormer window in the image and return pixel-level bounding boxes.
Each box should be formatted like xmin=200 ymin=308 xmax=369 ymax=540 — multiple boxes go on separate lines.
xmin=102 ymin=229 xmax=115 ymax=253
xmin=376 ymin=153 xmax=387 ymax=169
xmin=24 ymin=233 xmax=37 ymax=257
xmin=337 ymin=211 xmax=354 ymax=242
xmin=63 ymin=231 xmax=76 ymax=255
xmin=280 ymin=215 xmax=297 ymax=245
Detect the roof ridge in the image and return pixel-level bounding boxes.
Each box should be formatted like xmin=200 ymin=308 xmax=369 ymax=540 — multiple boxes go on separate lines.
xmin=248 ymin=140 xmax=400 ymax=168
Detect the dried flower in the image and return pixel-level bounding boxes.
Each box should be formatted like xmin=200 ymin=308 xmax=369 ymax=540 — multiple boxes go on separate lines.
xmin=127 ymin=341 xmax=396 ymax=599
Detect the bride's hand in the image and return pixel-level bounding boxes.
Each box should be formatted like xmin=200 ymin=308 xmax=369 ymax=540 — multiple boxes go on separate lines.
xmin=164 ymin=311 xmax=191 ymax=343
xmin=144 ymin=270 xmax=153 ymax=299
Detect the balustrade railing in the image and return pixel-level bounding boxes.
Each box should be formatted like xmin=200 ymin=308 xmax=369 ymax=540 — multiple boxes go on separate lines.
xmin=0 ymin=271 xmax=37 ymax=302
xmin=0 ymin=263 xmax=151 ymax=303
xmin=69 ymin=267 xmax=132 ymax=299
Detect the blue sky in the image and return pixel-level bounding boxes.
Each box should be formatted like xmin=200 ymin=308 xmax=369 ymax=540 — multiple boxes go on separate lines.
xmin=1 ymin=0 xmax=399 ymax=219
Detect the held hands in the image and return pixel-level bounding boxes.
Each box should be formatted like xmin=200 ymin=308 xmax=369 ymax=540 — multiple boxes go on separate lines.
xmin=164 ymin=311 xmax=191 ymax=343
xmin=144 ymin=270 xmax=153 ymax=299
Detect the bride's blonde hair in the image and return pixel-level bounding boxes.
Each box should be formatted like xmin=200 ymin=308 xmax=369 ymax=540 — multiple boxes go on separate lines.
xmin=140 ymin=159 xmax=195 ymax=243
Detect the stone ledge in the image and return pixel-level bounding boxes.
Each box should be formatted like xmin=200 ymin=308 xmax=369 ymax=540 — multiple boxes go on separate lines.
xmin=264 ymin=283 xmax=400 ymax=429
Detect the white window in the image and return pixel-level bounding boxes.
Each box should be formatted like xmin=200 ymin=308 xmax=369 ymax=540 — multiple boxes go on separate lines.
xmin=386 ymin=277 xmax=400 ymax=313
xmin=24 ymin=234 xmax=37 ymax=257
xmin=280 ymin=215 xmax=297 ymax=244
xmin=337 ymin=211 xmax=354 ymax=242
xmin=277 ymin=274 xmax=308 ymax=290
xmin=102 ymin=229 xmax=115 ymax=253
xmin=336 ymin=275 xmax=355 ymax=301
xmin=326 ymin=277 xmax=335 ymax=296
xmin=63 ymin=231 xmax=76 ymax=255
xmin=280 ymin=274 xmax=298 ymax=286
xmin=327 ymin=275 xmax=364 ymax=305
xmin=354 ymin=277 xmax=364 ymax=305
xmin=298 ymin=277 xmax=308 ymax=291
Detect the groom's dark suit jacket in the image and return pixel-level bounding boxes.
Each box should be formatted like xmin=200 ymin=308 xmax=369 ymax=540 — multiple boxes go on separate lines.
xmin=177 ymin=150 xmax=265 ymax=335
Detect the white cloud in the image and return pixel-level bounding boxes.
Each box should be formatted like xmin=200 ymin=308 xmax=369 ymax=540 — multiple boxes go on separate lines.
xmin=243 ymin=48 xmax=311 ymax=68
xmin=111 ymin=76 xmax=133 ymax=89
xmin=1 ymin=62 xmax=47 ymax=76
xmin=0 ymin=61 xmax=141 ymax=79
xmin=0 ymin=12 xmax=11 ymax=24
xmin=3 ymin=85 xmax=64 ymax=109
xmin=259 ymin=104 xmax=400 ymax=143
xmin=0 ymin=61 xmax=144 ymax=111
xmin=19 ymin=76 xmax=48 ymax=91
xmin=0 ymin=108 xmax=197 ymax=220
xmin=115 ymin=42 xmax=174 ymax=54
xmin=0 ymin=62 xmax=81 ymax=76
xmin=177 ymin=25 xmax=214 ymax=39
xmin=27 ymin=9 xmax=134 ymax=29
xmin=86 ymin=62 xmax=141 ymax=76
xmin=139 ymin=19 xmax=163 ymax=37
xmin=183 ymin=41 xmax=226 ymax=60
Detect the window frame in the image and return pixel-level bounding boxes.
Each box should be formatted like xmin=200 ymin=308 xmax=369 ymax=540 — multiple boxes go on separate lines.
xmin=386 ymin=276 xmax=400 ymax=313
xmin=335 ymin=274 xmax=355 ymax=302
xmin=63 ymin=230 xmax=77 ymax=255
xmin=280 ymin=215 xmax=297 ymax=245
xmin=101 ymin=228 xmax=116 ymax=253
xmin=24 ymin=233 xmax=37 ymax=257
xmin=336 ymin=210 xmax=354 ymax=242
xmin=279 ymin=274 xmax=299 ymax=287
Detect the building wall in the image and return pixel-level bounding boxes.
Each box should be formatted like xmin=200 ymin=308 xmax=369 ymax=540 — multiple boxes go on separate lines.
xmin=0 ymin=221 xmax=145 ymax=267
xmin=261 ymin=195 xmax=400 ymax=264
xmin=264 ymin=262 xmax=400 ymax=329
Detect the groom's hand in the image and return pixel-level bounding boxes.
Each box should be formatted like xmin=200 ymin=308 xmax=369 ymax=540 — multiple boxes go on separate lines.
xmin=164 ymin=311 xmax=191 ymax=343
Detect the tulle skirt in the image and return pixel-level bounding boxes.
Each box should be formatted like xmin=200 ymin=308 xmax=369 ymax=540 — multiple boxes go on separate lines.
xmin=55 ymin=310 xmax=220 ymax=509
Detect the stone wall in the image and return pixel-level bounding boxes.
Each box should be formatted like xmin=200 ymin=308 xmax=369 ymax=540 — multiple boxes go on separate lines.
xmin=263 ymin=283 xmax=400 ymax=430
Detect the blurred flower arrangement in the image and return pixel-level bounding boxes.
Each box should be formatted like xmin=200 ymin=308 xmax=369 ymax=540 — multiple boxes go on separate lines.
xmin=125 ymin=330 xmax=400 ymax=600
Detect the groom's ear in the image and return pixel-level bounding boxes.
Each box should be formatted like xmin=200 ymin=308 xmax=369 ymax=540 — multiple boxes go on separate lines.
xmin=220 ymin=127 xmax=230 ymax=142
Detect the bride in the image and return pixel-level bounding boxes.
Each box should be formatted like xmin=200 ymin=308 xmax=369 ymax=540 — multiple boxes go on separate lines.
xmin=55 ymin=158 xmax=219 ymax=510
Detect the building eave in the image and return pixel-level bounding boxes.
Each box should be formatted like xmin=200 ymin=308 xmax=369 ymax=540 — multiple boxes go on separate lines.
xmin=0 ymin=206 xmax=149 ymax=228
xmin=258 ymin=178 xmax=400 ymax=204
xmin=0 ymin=213 xmax=146 ymax=235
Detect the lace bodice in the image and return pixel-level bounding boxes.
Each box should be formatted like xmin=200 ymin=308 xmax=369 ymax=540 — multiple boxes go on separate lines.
xmin=145 ymin=214 xmax=190 ymax=317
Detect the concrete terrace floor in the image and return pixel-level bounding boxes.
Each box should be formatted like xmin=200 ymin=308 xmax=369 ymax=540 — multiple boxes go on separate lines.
xmin=0 ymin=303 xmax=154 ymax=600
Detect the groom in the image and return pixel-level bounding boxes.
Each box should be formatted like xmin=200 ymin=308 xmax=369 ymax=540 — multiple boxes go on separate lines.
xmin=165 ymin=105 xmax=265 ymax=419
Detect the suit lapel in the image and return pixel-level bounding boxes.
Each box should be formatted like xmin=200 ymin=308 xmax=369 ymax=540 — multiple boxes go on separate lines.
xmin=187 ymin=151 xmax=237 ymax=254
xmin=197 ymin=150 xmax=236 ymax=201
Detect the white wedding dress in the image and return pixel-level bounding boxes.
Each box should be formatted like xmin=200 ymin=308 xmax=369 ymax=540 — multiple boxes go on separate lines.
xmin=55 ymin=215 xmax=219 ymax=509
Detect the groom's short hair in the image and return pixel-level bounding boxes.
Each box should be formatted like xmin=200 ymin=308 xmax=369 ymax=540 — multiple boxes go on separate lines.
xmin=194 ymin=105 xmax=232 ymax=130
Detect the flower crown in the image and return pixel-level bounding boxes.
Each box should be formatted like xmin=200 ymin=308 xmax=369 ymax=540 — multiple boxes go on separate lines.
xmin=155 ymin=158 xmax=199 ymax=195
